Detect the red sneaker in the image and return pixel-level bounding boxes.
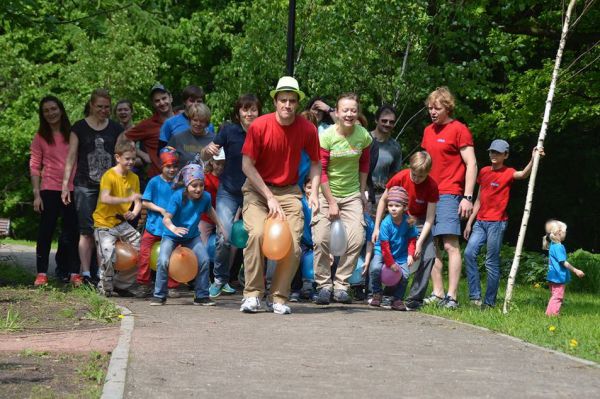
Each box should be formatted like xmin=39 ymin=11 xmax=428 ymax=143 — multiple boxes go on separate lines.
xmin=70 ymin=274 xmax=84 ymax=287
xmin=34 ymin=273 xmax=48 ymax=287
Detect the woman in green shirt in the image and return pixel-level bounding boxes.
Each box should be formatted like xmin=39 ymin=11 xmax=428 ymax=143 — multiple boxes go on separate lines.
xmin=313 ymin=93 xmax=372 ymax=305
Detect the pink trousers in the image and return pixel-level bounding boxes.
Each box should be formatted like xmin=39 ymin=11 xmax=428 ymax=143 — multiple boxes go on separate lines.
xmin=545 ymin=283 xmax=565 ymax=316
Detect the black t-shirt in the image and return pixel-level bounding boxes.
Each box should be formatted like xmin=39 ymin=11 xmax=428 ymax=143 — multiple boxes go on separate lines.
xmin=213 ymin=122 xmax=247 ymax=196
xmin=72 ymin=119 xmax=123 ymax=187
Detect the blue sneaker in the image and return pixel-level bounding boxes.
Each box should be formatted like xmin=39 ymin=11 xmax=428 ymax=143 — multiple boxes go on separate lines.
xmin=315 ymin=288 xmax=331 ymax=305
xmin=221 ymin=283 xmax=236 ymax=295
xmin=209 ymin=282 xmax=223 ymax=298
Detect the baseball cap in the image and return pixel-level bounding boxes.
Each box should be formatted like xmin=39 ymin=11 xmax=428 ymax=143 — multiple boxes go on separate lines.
xmin=488 ymin=139 xmax=510 ymax=153
xmin=150 ymin=83 xmax=169 ymax=97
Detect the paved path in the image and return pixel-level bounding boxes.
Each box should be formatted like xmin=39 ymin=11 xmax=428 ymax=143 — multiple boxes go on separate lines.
xmin=121 ymin=294 xmax=599 ymax=399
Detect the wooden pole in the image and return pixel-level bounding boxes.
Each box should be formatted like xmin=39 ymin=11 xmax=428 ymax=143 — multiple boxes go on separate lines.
xmin=503 ymin=0 xmax=578 ymax=314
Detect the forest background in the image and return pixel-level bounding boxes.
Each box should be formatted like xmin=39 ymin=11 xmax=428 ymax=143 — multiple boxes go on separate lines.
xmin=0 ymin=0 xmax=598 ymax=252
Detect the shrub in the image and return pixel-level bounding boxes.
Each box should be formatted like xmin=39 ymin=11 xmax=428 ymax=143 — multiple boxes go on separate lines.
xmin=568 ymin=249 xmax=600 ymax=293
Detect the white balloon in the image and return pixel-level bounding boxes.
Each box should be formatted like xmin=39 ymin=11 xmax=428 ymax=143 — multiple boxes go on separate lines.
xmin=330 ymin=219 xmax=347 ymax=256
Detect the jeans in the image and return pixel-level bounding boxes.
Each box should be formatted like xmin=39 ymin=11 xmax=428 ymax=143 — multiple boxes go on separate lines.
xmin=464 ymin=220 xmax=507 ymax=306
xmin=154 ymin=236 xmax=210 ymax=299
xmin=213 ymin=187 xmax=243 ymax=284
xmin=369 ymin=254 xmax=408 ymax=300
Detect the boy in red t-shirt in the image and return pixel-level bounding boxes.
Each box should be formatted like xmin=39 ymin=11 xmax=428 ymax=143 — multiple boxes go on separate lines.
xmin=464 ymin=139 xmax=543 ymax=308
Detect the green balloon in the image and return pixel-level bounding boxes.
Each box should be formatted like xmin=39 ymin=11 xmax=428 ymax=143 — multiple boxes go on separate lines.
xmin=231 ymin=220 xmax=249 ymax=248
xmin=149 ymin=241 xmax=161 ymax=271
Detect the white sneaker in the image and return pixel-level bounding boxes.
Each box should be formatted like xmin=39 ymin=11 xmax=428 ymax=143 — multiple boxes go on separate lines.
xmin=240 ymin=297 xmax=261 ymax=313
xmin=272 ymin=303 xmax=291 ymax=315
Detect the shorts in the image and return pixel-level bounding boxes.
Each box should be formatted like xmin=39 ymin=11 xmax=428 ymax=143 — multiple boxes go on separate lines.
xmin=74 ymin=185 xmax=99 ymax=235
xmin=433 ymin=194 xmax=462 ymax=237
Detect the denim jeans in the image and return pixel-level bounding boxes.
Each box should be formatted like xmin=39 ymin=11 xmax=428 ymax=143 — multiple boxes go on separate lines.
xmin=464 ymin=220 xmax=507 ymax=306
xmin=154 ymin=235 xmax=210 ymax=299
xmin=369 ymin=254 xmax=408 ymax=300
xmin=213 ymin=187 xmax=243 ymax=284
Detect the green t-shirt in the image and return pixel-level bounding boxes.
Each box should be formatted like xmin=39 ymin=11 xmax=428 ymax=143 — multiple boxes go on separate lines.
xmin=320 ymin=124 xmax=373 ymax=197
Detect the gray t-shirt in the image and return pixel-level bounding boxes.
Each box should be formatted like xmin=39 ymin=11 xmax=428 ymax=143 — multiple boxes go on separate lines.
xmin=372 ymin=136 xmax=402 ymax=190
xmin=168 ymin=129 xmax=215 ymax=169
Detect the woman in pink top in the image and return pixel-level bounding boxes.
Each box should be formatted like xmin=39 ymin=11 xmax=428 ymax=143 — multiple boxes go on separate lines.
xmin=30 ymin=96 xmax=80 ymax=286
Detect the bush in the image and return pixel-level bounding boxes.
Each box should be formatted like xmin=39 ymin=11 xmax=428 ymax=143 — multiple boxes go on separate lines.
xmin=568 ymin=249 xmax=600 ymax=293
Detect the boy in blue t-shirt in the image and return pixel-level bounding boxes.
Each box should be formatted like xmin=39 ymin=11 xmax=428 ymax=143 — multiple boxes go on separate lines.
xmin=150 ymin=164 xmax=226 ymax=306
xmin=369 ymin=186 xmax=418 ymax=311
xmin=290 ymin=177 xmax=315 ymax=301
xmin=131 ymin=147 xmax=180 ymax=298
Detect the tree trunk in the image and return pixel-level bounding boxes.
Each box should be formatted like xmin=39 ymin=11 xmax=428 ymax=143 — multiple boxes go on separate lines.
xmin=503 ymin=0 xmax=578 ymax=314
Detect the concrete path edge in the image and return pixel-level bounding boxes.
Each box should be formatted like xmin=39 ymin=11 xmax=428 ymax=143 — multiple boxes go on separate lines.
xmin=101 ymin=305 xmax=134 ymax=399
xmin=426 ymin=313 xmax=600 ymax=368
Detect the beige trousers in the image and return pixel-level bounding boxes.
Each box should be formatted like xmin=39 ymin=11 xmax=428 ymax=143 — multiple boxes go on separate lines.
xmin=242 ymin=181 xmax=304 ymax=304
xmin=312 ymin=193 xmax=365 ymax=291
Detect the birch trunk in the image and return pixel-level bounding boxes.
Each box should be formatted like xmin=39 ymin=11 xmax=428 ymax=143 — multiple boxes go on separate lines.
xmin=503 ymin=0 xmax=577 ymax=314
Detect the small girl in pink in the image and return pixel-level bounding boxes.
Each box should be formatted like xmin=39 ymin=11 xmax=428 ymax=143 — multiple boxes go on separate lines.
xmin=543 ymin=220 xmax=584 ymax=316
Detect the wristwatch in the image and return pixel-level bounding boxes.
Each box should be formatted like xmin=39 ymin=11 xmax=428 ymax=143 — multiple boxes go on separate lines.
xmin=463 ymin=195 xmax=474 ymax=202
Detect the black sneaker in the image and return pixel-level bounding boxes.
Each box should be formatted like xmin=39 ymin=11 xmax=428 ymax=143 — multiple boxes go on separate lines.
xmin=150 ymin=297 xmax=166 ymax=306
xmin=333 ymin=289 xmax=352 ymax=304
xmin=439 ymin=296 xmax=459 ymax=309
xmin=130 ymin=283 xmax=152 ymax=298
xmin=113 ymin=287 xmax=135 ymax=297
xmin=315 ymin=288 xmax=332 ymax=305
xmin=193 ymin=297 xmax=216 ymax=306
xmin=83 ymin=275 xmax=99 ymax=287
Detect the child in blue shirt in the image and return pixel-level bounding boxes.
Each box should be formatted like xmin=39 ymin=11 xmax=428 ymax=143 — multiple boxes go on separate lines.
xmin=150 ymin=163 xmax=226 ymax=306
xmin=290 ymin=177 xmax=315 ymax=301
xmin=369 ymin=186 xmax=418 ymax=311
xmin=543 ymin=220 xmax=584 ymax=316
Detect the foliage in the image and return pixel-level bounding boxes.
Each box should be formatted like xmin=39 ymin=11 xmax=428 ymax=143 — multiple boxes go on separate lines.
xmin=77 ymin=351 xmax=110 ymax=385
xmin=0 ymin=0 xmax=598 ymax=251
xmin=568 ymin=249 xmax=600 ymax=293
xmin=0 ymin=305 xmax=23 ymax=332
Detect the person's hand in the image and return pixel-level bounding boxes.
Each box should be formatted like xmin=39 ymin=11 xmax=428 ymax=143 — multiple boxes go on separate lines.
xmin=533 ymin=146 xmax=545 ymax=158
xmin=171 ymin=226 xmax=188 ymax=237
xmin=361 ymin=259 xmax=370 ymax=276
xmin=312 ymin=100 xmax=331 ymax=113
xmin=414 ymin=241 xmax=422 ymax=259
xmin=33 ymin=194 xmax=43 ymax=213
xmin=407 ymin=256 xmax=414 ymax=267
xmin=308 ymin=193 xmax=319 ymax=215
xmin=267 ymin=196 xmax=286 ymax=220
xmin=61 ymin=189 xmax=71 ymax=205
xmin=458 ymin=198 xmax=473 ymax=219
xmin=371 ymin=228 xmax=379 ymax=244
xmin=574 ymin=268 xmax=585 ymax=278
xmin=123 ymin=211 xmax=137 ymax=221
xmin=463 ymin=223 xmax=472 ymax=240
xmin=390 ymin=263 xmax=400 ymax=273
xmin=328 ymin=201 xmax=340 ymax=220
xmin=204 ymin=142 xmax=221 ymax=157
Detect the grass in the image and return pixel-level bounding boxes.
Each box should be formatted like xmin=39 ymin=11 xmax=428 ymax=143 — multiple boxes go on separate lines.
xmin=0 ymin=237 xmax=56 ymax=249
xmin=0 ymin=305 xmax=22 ymax=332
xmin=0 ymin=262 xmax=36 ymax=286
xmin=420 ymin=280 xmax=600 ymax=364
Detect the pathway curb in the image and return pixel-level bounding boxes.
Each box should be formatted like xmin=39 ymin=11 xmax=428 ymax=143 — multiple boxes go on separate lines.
xmin=101 ymin=305 xmax=134 ymax=399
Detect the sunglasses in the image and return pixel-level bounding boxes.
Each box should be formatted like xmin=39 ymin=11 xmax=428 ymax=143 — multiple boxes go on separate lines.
xmin=380 ymin=119 xmax=396 ymax=125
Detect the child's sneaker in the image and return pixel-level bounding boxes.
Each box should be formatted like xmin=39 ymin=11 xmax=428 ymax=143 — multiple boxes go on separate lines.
xmin=315 ymin=288 xmax=332 ymax=305
xmin=130 ymin=283 xmax=152 ymax=298
xmin=209 ymin=282 xmax=223 ymax=298
xmin=193 ymin=297 xmax=216 ymax=306
xmin=289 ymin=292 xmax=301 ymax=302
xmin=391 ymin=299 xmax=407 ymax=311
xmin=369 ymin=293 xmax=382 ymax=307
xmin=469 ymin=299 xmax=482 ymax=307
xmin=221 ymin=283 xmax=236 ymax=295
xmin=150 ymin=297 xmax=166 ymax=306
xmin=69 ymin=274 xmax=83 ymax=287
xmin=380 ymin=296 xmax=392 ymax=309
xmin=34 ymin=273 xmax=48 ymax=287
xmin=423 ymin=293 xmax=444 ymax=305
xmin=333 ymin=289 xmax=352 ymax=304
xmin=240 ymin=296 xmax=261 ymax=313
xmin=272 ymin=303 xmax=291 ymax=315
xmin=167 ymin=289 xmax=181 ymax=298
xmin=440 ymin=296 xmax=459 ymax=310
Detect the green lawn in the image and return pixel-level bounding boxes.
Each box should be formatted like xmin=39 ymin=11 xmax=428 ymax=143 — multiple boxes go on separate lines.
xmin=420 ymin=280 xmax=600 ymax=364
xmin=0 ymin=238 xmax=57 ymax=249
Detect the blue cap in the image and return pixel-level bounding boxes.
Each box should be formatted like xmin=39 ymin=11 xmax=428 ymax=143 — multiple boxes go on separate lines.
xmin=488 ymin=139 xmax=509 ymax=153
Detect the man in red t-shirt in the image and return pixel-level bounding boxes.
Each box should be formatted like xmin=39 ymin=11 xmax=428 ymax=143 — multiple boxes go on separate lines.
xmin=372 ymin=151 xmax=439 ymax=310
xmin=420 ymin=86 xmax=477 ymax=309
xmin=240 ymin=76 xmax=321 ymax=315
xmin=463 ymin=140 xmax=542 ymax=308
xmin=125 ymin=84 xmax=174 ymax=178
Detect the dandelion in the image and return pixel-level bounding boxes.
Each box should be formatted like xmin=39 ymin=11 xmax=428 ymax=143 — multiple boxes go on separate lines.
xmin=534 ymin=283 xmax=541 ymax=289
xmin=569 ymin=339 xmax=578 ymax=348
xmin=549 ymin=325 xmax=556 ymax=332
xmin=118 ymin=314 xmax=125 ymax=319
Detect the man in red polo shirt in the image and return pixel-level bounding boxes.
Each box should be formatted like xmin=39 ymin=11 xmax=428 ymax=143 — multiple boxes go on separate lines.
xmin=240 ymin=76 xmax=320 ymax=315
xmin=125 ymin=83 xmax=174 ymax=178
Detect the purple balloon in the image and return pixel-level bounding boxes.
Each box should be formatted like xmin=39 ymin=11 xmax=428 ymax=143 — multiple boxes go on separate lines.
xmin=381 ymin=266 xmax=402 ymax=286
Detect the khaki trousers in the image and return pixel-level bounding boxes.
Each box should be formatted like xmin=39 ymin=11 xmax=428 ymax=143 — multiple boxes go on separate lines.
xmin=242 ymin=182 xmax=304 ymax=304
xmin=312 ymin=193 xmax=365 ymax=291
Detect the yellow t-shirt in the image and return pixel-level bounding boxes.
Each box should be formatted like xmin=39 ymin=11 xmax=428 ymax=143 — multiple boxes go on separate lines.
xmin=93 ymin=168 xmax=140 ymax=228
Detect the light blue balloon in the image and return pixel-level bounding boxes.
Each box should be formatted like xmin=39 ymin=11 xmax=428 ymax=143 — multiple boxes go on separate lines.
xmin=301 ymin=250 xmax=314 ymax=281
xmin=348 ymin=256 xmax=364 ymax=285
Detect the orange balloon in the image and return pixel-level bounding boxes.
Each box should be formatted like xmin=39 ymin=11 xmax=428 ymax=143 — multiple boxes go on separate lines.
xmin=114 ymin=241 xmax=138 ymax=271
xmin=262 ymin=218 xmax=293 ymax=261
xmin=168 ymin=246 xmax=198 ymax=283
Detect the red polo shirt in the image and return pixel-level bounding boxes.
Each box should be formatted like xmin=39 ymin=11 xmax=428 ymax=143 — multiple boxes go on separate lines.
xmin=476 ymin=166 xmax=516 ymax=221
xmin=386 ymin=169 xmax=439 ymax=219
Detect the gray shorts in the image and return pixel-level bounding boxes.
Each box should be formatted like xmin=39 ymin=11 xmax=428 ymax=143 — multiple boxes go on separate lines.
xmin=433 ymin=194 xmax=462 ymax=237
xmin=74 ymin=186 xmax=99 ymax=235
